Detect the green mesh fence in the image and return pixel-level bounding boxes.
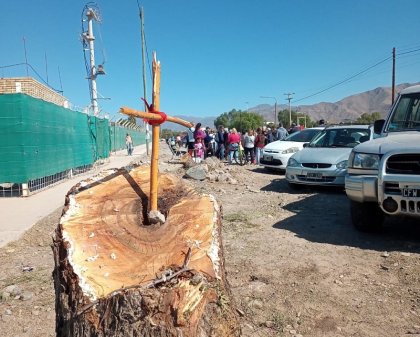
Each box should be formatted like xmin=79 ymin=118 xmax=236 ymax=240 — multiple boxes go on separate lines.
xmin=89 ymin=116 xmax=110 ymax=160
xmin=110 ymin=124 xmax=146 ymax=152
xmin=0 ymin=94 xmax=145 ymax=184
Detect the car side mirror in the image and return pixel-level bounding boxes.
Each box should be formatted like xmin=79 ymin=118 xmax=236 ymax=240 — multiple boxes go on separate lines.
xmin=374 ymin=119 xmax=385 ymax=134
xmin=303 ymin=143 xmax=309 ymax=148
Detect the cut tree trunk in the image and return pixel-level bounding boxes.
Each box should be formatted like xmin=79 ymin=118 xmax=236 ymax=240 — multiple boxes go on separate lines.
xmin=52 ymin=165 xmax=241 ymax=337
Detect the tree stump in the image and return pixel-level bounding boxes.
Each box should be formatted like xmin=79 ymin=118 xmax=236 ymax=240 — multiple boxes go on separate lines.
xmin=52 ymin=165 xmax=241 ymax=337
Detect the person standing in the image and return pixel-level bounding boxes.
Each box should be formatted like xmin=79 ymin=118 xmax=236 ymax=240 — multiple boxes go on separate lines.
xmin=243 ymin=129 xmax=255 ymax=164
xmin=215 ymin=125 xmax=226 ymax=160
xmin=125 ymin=133 xmax=133 ymax=156
xmin=227 ymin=128 xmax=241 ymax=164
xmin=187 ymin=125 xmax=195 ymax=156
xmin=268 ymin=127 xmax=279 ymax=143
xmin=193 ymin=123 xmax=206 ymax=140
xmin=289 ymin=123 xmax=301 ymax=134
xmin=277 ymin=123 xmax=289 ymax=140
xmin=194 ymin=137 xmax=205 ymax=160
xmin=223 ymin=128 xmax=230 ymax=160
xmin=254 ymin=128 xmax=266 ymax=164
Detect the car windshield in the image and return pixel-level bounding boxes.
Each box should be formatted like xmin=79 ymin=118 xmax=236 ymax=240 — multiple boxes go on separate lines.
xmin=284 ymin=128 xmax=321 ymax=142
xmin=308 ymin=128 xmax=371 ymax=148
xmin=387 ymin=93 xmax=420 ymax=132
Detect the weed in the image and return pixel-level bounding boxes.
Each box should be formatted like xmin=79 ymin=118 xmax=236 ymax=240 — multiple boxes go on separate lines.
xmin=270 ymin=311 xmax=288 ymax=333
xmin=223 ymin=212 xmax=257 ymax=228
xmin=1 ymin=267 xmax=49 ymax=287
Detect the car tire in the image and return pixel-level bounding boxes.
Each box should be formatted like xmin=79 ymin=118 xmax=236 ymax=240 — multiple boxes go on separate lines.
xmin=350 ymin=200 xmax=384 ymax=232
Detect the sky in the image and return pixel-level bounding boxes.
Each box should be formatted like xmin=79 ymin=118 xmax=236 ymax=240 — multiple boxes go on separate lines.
xmin=1 ymin=0 xmax=420 ymax=120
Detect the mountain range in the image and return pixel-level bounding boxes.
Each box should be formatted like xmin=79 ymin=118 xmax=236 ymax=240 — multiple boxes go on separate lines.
xmin=165 ymin=83 xmax=418 ymax=131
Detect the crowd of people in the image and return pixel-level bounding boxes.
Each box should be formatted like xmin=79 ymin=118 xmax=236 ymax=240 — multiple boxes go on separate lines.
xmin=167 ymin=122 xmax=305 ymax=165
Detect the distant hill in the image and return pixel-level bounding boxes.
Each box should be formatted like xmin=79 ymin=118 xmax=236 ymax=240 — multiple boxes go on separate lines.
xmin=254 ymin=83 xmax=419 ymax=123
xmin=166 ymin=83 xmax=419 ymax=131
xmin=296 ymin=82 xmax=418 ymax=122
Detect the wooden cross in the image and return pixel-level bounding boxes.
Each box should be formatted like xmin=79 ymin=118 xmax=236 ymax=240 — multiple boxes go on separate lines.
xmin=120 ymin=52 xmax=193 ymax=222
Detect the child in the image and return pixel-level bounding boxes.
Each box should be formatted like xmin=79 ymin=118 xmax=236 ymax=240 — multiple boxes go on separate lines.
xmin=194 ymin=137 xmax=204 ymax=159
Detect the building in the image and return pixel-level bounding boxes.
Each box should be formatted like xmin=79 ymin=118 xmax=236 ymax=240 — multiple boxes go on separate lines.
xmin=0 ymin=77 xmax=68 ymax=107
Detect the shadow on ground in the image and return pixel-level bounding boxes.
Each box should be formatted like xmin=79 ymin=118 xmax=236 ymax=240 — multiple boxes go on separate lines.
xmin=267 ymin=180 xmax=420 ymax=253
xmin=251 ymin=167 xmax=284 ymax=175
xmin=261 ymin=176 xmax=345 ymax=196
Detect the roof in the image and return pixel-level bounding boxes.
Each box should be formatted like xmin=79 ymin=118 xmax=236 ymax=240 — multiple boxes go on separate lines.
xmin=325 ymin=124 xmax=371 ymax=130
xmin=400 ymin=85 xmax=420 ymax=95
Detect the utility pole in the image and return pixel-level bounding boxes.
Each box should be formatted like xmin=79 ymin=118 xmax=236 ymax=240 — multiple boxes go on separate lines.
xmin=260 ymin=96 xmax=277 ymax=125
xmin=83 ymin=7 xmax=105 ymax=116
xmin=139 ymin=6 xmax=150 ymax=155
xmin=392 ymin=47 xmax=396 ymax=105
xmin=284 ymin=92 xmax=294 ymax=127
xmin=274 ymin=100 xmax=277 ymax=125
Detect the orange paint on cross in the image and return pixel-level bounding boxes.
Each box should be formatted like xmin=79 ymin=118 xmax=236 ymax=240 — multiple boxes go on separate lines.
xmin=120 ymin=53 xmax=194 ymax=214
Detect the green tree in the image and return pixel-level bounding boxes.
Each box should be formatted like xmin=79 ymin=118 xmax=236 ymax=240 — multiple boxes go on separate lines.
xmin=277 ymin=109 xmax=315 ymax=128
xmin=356 ymin=112 xmax=382 ymax=124
xmin=214 ymin=109 xmax=264 ymax=132
xmin=161 ymin=128 xmax=177 ymax=139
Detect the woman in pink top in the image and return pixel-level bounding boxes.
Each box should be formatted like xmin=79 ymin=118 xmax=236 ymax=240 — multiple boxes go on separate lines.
xmin=227 ymin=128 xmax=241 ymax=164
xmin=254 ymin=128 xmax=267 ymax=164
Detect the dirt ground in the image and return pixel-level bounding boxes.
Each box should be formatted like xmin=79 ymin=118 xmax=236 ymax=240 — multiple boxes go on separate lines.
xmin=1 ymin=145 xmax=420 ymax=337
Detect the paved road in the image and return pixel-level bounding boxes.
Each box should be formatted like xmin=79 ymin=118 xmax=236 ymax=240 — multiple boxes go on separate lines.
xmin=0 ymin=145 xmax=148 ymax=248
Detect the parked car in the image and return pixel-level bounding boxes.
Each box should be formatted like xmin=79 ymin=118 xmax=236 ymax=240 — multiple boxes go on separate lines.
xmin=346 ymin=84 xmax=420 ymax=231
xmin=260 ymin=127 xmax=324 ymax=171
xmin=286 ymin=125 xmax=374 ymax=186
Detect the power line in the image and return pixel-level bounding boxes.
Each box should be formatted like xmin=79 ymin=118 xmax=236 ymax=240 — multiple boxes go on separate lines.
xmin=294 ymin=55 xmax=392 ymax=103
xmin=0 ymin=62 xmax=62 ymax=93
xmin=0 ymin=62 xmax=27 ymax=69
xmin=293 ymin=45 xmax=420 ymax=104
xmin=395 ymin=42 xmax=420 ymax=53
xmin=397 ymin=47 xmax=420 ymax=56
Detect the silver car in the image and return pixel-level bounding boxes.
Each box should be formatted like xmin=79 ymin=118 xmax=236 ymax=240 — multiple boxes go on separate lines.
xmin=286 ymin=125 xmax=374 ymax=186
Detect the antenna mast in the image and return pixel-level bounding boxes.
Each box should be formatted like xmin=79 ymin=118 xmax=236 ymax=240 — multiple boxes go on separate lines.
xmin=82 ymin=6 xmax=105 ymax=116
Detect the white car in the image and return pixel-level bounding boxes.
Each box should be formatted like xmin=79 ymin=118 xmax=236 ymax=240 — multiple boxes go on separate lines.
xmin=260 ymin=127 xmax=324 ymax=171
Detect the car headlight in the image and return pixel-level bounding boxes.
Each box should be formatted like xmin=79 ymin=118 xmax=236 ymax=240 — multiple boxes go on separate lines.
xmin=350 ymin=152 xmax=379 ymax=169
xmin=287 ymin=158 xmax=300 ymax=167
xmin=282 ymin=147 xmax=299 ymax=154
xmin=336 ymin=160 xmax=348 ymax=169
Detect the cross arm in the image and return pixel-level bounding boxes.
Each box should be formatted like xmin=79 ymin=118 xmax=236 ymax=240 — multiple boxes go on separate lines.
xmin=120 ymin=107 xmax=194 ymax=128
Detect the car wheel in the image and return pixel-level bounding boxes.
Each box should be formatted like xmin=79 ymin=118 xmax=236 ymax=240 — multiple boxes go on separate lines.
xmin=350 ymin=200 xmax=384 ymax=232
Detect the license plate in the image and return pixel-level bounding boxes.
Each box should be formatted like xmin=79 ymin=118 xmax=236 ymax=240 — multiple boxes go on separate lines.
xmin=307 ymin=172 xmax=323 ymax=179
xmin=402 ymin=188 xmax=419 ymax=197
xmin=263 ymin=155 xmax=273 ymax=161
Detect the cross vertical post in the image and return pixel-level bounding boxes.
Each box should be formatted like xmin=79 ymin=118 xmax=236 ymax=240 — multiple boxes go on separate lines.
xmin=150 ymin=53 xmax=161 ymax=212
xmin=119 ymin=52 xmax=194 ymax=224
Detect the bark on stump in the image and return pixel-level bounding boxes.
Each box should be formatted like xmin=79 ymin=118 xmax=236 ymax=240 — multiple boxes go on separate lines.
xmin=52 ymin=165 xmax=241 ymax=337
